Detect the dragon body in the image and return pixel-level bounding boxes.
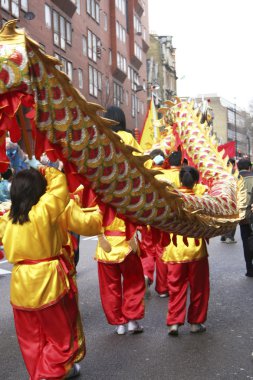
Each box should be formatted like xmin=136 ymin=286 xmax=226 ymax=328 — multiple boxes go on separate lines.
xmin=0 ymin=21 xmax=246 ymax=239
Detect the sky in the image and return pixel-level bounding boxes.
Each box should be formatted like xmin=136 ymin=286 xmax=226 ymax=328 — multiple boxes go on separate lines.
xmin=148 ymin=0 xmax=253 ymax=111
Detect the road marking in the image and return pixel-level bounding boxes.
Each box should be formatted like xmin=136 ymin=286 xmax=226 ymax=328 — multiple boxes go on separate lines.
xmin=0 ymin=268 xmax=11 ymax=275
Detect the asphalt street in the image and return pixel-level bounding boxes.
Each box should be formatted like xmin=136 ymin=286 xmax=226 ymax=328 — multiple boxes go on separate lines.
xmin=1 ymin=230 xmax=253 ymax=380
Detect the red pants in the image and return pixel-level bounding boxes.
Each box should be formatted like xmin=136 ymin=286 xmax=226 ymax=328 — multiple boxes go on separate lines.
xmin=13 ymin=292 xmax=84 ymax=380
xmin=97 ymin=253 xmax=145 ymax=325
xmin=140 ymin=232 xmax=167 ymax=294
xmin=167 ymin=257 xmax=210 ymax=326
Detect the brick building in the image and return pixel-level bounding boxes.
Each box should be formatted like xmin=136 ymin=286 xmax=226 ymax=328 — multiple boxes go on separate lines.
xmin=0 ymin=0 xmax=149 ymax=132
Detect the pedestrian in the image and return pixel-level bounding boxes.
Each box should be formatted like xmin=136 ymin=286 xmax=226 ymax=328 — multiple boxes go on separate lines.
xmin=140 ymin=149 xmax=168 ymax=298
xmin=0 ymin=162 xmax=104 ymax=379
xmin=220 ymin=158 xmax=237 ymax=243
xmin=0 ymin=167 xmax=12 ymax=202
xmin=94 ymin=106 xmax=145 ymax=335
xmin=6 ymin=138 xmax=28 ymax=173
xmin=162 ymin=166 xmax=210 ymax=336
xmin=237 ymin=158 xmax=253 ymax=277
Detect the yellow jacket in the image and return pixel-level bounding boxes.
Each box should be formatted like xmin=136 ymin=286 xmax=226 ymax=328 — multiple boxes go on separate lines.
xmin=162 ymin=185 xmax=208 ymax=263
xmin=155 ymin=166 xmax=181 ymax=188
xmin=0 ymin=168 xmax=103 ymax=310
xmin=95 ymin=216 xmax=138 ymax=263
xmin=117 ymin=131 xmax=153 ymax=169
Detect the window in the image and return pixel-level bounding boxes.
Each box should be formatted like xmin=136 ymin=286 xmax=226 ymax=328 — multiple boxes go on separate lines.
xmin=82 ymin=35 xmax=87 ymax=56
xmin=54 ymin=52 xmax=72 ymax=80
xmin=86 ymin=0 xmax=90 ymax=14
xmin=66 ymin=22 xmax=71 ymax=45
xmin=116 ymin=52 xmax=126 ymax=73
xmin=52 ymin=10 xmax=72 ymax=50
xmin=109 ymin=49 xmax=112 ymax=66
xmin=21 ymin=0 xmax=28 ymax=11
xmin=61 ymin=57 xmax=67 ymax=73
xmin=75 ymin=0 xmax=80 ymax=14
xmin=89 ymin=65 xmax=102 ymax=97
xmin=131 ymin=94 xmax=135 ymax=117
xmin=78 ymin=68 xmax=83 ymax=89
xmin=60 ymin=16 xmax=66 ymax=50
xmin=95 ymin=2 xmax=99 ymax=22
xmin=104 ymin=13 xmax=108 ymax=31
xmin=129 ymin=67 xmax=139 ymax=91
xmin=134 ymin=43 xmax=142 ymax=61
xmin=89 ymin=66 xmax=93 ymax=95
xmin=53 ymin=11 xmax=59 ymax=46
xmin=87 ymin=29 xmax=100 ymax=62
xmin=92 ymin=33 xmax=96 ymax=61
xmin=87 ymin=0 xmax=100 ymax=23
xmin=93 ymin=69 xmax=98 ymax=97
xmin=105 ymin=78 xmax=110 ymax=96
xmin=67 ymin=61 xmax=72 ymax=81
xmin=98 ymin=71 xmax=102 ymax=91
xmin=45 ymin=5 xmax=51 ymax=29
xmin=1 ymin=0 xmax=9 ymax=11
xmin=87 ymin=31 xmax=92 ymax=59
xmin=113 ymin=82 xmax=123 ymax=106
xmin=54 ymin=52 xmax=61 ymax=70
xmin=134 ymin=15 xmax=142 ymax=34
xmin=115 ymin=0 xmax=126 ymax=15
xmin=11 ymin=0 xmax=19 ymax=17
xmin=116 ymin=21 xmax=126 ymax=43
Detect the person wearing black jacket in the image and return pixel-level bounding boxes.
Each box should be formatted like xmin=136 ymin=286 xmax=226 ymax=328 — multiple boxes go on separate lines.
xmin=238 ymin=159 xmax=253 ymax=277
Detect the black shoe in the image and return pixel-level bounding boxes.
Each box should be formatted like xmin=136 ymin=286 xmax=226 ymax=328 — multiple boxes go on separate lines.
xmin=245 ymin=272 xmax=253 ymax=277
xmin=168 ymin=324 xmax=179 ymax=336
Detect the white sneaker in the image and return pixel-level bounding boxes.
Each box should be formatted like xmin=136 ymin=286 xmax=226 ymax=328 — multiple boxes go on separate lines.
xmin=159 ymin=292 xmax=168 ymax=298
xmin=128 ymin=320 xmax=144 ymax=334
xmin=225 ymin=238 xmax=237 ymax=244
xmin=115 ymin=324 xmax=126 ymax=335
xmin=190 ymin=323 xmax=206 ymax=333
xmin=66 ymin=363 xmax=81 ymax=378
xmin=168 ymin=324 xmax=179 ymax=336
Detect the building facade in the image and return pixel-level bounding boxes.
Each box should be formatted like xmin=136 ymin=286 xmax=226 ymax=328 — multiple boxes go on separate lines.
xmin=197 ymin=96 xmax=252 ymax=159
xmin=0 ymin=0 xmax=149 ymax=132
xmin=147 ymin=34 xmax=177 ymax=106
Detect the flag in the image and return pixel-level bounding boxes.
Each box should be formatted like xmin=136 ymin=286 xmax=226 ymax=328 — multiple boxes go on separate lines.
xmin=218 ymin=141 xmax=235 ymax=159
xmin=139 ymin=96 xmax=159 ymax=151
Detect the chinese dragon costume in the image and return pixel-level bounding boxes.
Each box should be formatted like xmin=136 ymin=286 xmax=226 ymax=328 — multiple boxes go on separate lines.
xmin=0 ymin=20 xmax=246 ymax=240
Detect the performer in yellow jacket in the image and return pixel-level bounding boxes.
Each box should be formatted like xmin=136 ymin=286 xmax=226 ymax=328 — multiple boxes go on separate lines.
xmin=96 ymin=106 xmax=146 ymax=335
xmin=140 ymin=149 xmax=169 ymax=298
xmin=141 ymin=150 xmax=182 ymax=298
xmin=95 ymin=215 xmax=145 ymax=335
xmin=0 ymin=165 xmax=103 ymax=380
xmin=162 ymin=166 xmax=209 ymax=336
